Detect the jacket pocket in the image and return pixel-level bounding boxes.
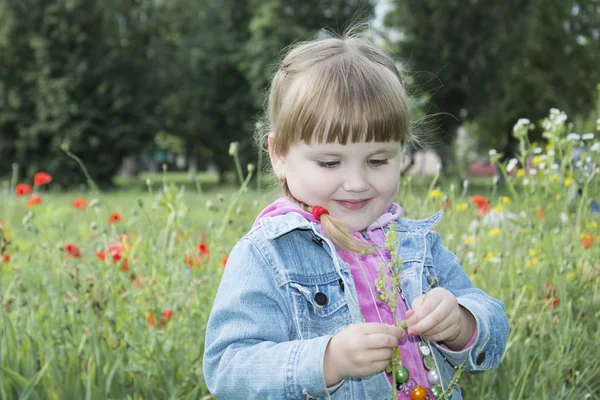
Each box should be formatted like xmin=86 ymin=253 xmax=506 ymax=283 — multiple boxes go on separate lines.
xmin=288 ymin=277 xmax=352 ymax=340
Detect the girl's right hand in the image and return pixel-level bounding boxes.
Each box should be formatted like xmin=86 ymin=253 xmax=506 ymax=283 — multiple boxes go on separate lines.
xmin=323 ymin=323 xmax=406 ymax=386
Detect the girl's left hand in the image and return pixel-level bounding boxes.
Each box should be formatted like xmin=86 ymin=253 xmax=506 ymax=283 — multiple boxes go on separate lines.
xmin=405 ymin=287 xmax=472 ymax=346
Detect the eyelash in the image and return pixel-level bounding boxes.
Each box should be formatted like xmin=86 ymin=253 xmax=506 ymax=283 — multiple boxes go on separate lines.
xmin=315 ymin=159 xmax=389 ymax=168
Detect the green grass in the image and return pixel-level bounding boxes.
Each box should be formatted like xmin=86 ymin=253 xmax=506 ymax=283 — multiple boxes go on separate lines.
xmin=1 ymin=112 xmax=599 ymax=398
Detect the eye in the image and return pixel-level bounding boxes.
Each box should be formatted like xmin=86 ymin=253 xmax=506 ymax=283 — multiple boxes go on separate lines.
xmin=369 ymin=159 xmax=388 ymax=166
xmin=316 ymin=160 xmax=340 ymax=168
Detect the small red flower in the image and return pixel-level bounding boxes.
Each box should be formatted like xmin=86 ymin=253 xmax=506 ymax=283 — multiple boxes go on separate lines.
xmin=72 ymin=198 xmax=88 ymax=210
xmin=581 ymin=233 xmax=595 ymax=249
xmin=120 ymin=258 xmax=129 ymax=272
xmin=108 ymin=213 xmax=123 ymax=224
xmin=536 ymin=208 xmax=544 ymax=220
xmin=147 ymin=311 xmax=155 ymax=327
xmin=27 ymin=194 xmax=43 ymax=209
xmin=160 ymin=309 xmax=173 ymax=327
xmin=471 ymin=195 xmax=489 ymax=216
xmin=221 ymin=255 xmax=229 ymax=268
xmin=64 ymin=243 xmax=82 ymax=258
xmin=107 ymin=242 xmax=124 ymax=263
xmin=33 ymin=172 xmax=53 ymax=186
xmin=15 ymin=184 xmax=33 ymax=196
xmin=2 ymin=254 xmax=9 ymax=263
xmin=197 ymin=243 xmax=208 ymax=254
xmin=184 ymin=254 xmax=195 ymax=268
xmin=95 ymin=251 xmax=106 ymax=261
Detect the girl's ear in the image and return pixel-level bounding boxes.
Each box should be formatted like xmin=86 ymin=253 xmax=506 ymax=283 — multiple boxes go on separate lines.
xmin=267 ymin=134 xmax=286 ymax=181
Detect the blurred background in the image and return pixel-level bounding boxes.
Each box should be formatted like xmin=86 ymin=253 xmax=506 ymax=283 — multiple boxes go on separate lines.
xmin=1 ymin=0 xmax=599 ymax=190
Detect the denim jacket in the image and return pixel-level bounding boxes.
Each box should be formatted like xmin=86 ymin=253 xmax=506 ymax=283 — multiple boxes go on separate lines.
xmin=203 ymin=211 xmax=509 ymax=399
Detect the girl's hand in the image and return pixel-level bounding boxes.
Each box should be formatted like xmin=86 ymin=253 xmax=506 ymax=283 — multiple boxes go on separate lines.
xmin=406 ymin=287 xmax=476 ymax=350
xmin=323 ymin=323 xmax=406 ymax=386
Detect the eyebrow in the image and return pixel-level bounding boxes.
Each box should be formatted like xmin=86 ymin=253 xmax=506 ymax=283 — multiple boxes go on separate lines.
xmin=313 ymin=147 xmax=399 ymax=157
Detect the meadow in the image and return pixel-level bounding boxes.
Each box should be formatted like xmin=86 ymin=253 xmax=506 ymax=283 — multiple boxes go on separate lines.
xmin=0 ymin=110 xmax=599 ymax=399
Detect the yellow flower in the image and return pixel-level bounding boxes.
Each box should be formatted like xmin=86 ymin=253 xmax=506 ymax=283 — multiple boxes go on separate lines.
xmin=464 ymin=236 xmax=475 ymax=246
xmin=493 ymin=204 xmax=504 ymax=212
xmin=526 ymin=258 xmax=539 ymax=268
xmin=566 ymin=272 xmax=576 ymax=280
xmin=555 ymin=194 xmax=562 ymax=200
xmin=429 ymin=189 xmax=443 ymax=199
xmin=564 ymin=177 xmax=573 ymax=186
xmin=586 ymin=221 xmax=598 ymax=230
xmin=455 ymin=203 xmax=468 ymax=212
xmin=549 ymin=174 xmax=560 ymax=183
xmin=484 ymin=252 xmax=495 ymax=261
xmin=516 ymin=169 xmax=525 ymax=178
xmin=469 ymin=274 xmax=476 ymax=281
xmin=501 ymin=196 xmax=511 ymax=204
xmin=489 ymin=228 xmax=501 ymax=237
xmin=528 ymin=249 xmax=538 ymax=257
xmin=545 ymin=143 xmax=553 ymax=151
xmin=533 ymin=155 xmax=542 ymax=166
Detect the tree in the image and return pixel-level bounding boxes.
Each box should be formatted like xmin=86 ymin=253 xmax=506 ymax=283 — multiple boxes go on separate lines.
xmin=385 ymin=0 xmax=600 ymax=170
xmin=0 ymin=0 xmax=160 ymax=187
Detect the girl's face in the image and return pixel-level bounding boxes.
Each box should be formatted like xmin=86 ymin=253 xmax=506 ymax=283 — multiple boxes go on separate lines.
xmin=269 ymin=138 xmax=403 ymax=232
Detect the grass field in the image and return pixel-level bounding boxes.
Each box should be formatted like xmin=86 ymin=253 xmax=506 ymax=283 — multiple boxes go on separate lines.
xmin=1 ymin=112 xmax=599 ymax=399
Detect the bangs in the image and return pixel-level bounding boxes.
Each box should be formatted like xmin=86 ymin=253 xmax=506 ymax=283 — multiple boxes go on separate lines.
xmin=274 ymin=55 xmax=410 ymax=153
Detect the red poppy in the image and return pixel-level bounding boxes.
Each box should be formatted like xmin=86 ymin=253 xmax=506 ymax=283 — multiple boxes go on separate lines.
xmin=471 ymin=195 xmax=490 ymax=216
xmin=33 ymin=172 xmax=53 ymax=186
xmin=184 ymin=254 xmax=195 ymax=268
xmin=15 ymin=184 xmax=33 ymax=196
xmin=147 ymin=312 xmax=155 ymax=327
xmin=120 ymin=258 xmax=129 ymax=272
xmin=108 ymin=213 xmax=123 ymax=224
xmin=160 ymin=309 xmax=173 ymax=327
xmin=197 ymin=243 xmax=208 ymax=254
xmin=2 ymin=254 xmax=9 ymax=263
xmin=582 ymin=234 xmax=595 ymax=249
xmin=107 ymin=242 xmax=124 ymax=263
xmin=536 ymin=208 xmax=544 ymax=220
xmin=27 ymin=195 xmax=43 ymax=209
xmin=64 ymin=243 xmax=82 ymax=258
xmin=72 ymin=198 xmax=88 ymax=210
xmin=95 ymin=251 xmax=106 ymax=261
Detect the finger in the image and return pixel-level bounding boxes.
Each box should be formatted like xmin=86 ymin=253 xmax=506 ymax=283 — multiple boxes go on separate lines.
xmin=418 ymin=313 xmax=456 ymax=338
xmin=410 ymin=306 xmax=458 ymax=336
xmin=363 ymin=333 xmax=399 ymax=350
xmin=424 ymin=325 xmax=461 ymax=343
xmin=408 ymin=296 xmax=440 ymax=325
xmin=362 ymin=323 xmax=405 ymax=339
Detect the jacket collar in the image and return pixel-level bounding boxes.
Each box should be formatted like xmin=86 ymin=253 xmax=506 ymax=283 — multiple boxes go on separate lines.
xmin=259 ymin=210 xmax=444 ymax=240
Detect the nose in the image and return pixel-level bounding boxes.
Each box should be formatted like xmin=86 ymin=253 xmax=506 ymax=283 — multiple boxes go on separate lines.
xmin=342 ymin=168 xmax=370 ymax=192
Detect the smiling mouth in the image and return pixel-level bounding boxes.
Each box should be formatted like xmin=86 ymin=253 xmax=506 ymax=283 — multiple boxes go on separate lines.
xmin=335 ymin=199 xmax=370 ymax=210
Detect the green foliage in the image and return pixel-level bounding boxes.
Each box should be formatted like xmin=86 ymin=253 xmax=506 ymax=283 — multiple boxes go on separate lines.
xmin=0 ymin=0 xmax=159 ymax=188
xmin=1 ymin=109 xmax=599 ymax=398
xmin=385 ymin=0 xmax=600 ymax=162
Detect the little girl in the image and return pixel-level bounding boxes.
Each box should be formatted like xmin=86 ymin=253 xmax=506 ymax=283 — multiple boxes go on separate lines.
xmin=203 ymin=32 xmax=509 ymax=400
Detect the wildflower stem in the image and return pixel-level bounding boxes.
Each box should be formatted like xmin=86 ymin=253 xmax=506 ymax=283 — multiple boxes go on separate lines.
xmin=62 ymin=147 xmax=101 ymax=195
xmin=216 ymin=169 xmax=254 ymax=241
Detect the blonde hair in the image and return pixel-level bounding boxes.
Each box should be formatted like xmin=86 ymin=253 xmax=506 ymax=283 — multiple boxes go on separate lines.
xmin=259 ymin=31 xmax=412 ymax=253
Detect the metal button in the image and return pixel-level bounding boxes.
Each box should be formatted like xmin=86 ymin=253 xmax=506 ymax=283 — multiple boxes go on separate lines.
xmin=314 ymin=292 xmax=328 ymax=306
xmin=338 ymin=278 xmax=345 ymax=292
xmin=476 ymin=352 xmax=486 ymax=365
